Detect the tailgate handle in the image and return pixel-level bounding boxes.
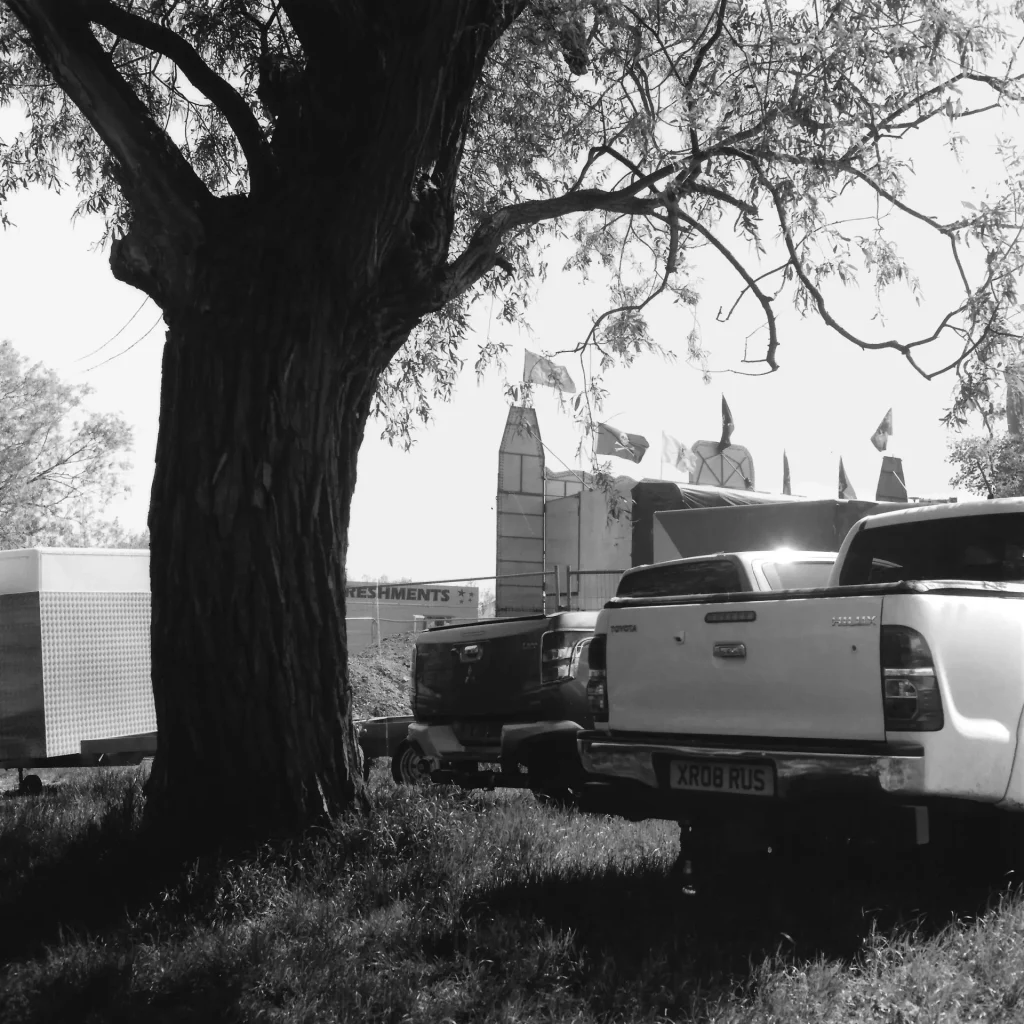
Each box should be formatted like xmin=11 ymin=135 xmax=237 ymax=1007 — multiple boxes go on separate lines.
xmin=713 ymin=643 xmax=746 ymax=659
xmin=456 ymin=644 xmax=482 ymax=663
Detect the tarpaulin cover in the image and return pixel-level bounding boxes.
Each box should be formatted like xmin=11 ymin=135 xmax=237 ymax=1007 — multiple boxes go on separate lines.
xmin=653 ymin=497 xmax=911 ymax=565
xmin=630 ymin=480 xmax=792 ymax=566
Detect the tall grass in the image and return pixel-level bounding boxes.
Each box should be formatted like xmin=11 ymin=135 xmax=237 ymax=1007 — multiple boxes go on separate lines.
xmin=2 ymin=767 xmax=1024 ymax=1023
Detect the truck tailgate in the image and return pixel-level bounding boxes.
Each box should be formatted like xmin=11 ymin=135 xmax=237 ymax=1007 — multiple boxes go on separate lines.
xmin=416 ymin=618 xmax=544 ymax=718
xmin=606 ymin=593 xmax=886 ymax=741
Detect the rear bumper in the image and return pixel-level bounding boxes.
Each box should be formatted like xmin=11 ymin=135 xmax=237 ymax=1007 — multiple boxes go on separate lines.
xmin=407 ymin=722 xmax=501 ymax=761
xmin=577 ymin=734 xmax=925 ymax=801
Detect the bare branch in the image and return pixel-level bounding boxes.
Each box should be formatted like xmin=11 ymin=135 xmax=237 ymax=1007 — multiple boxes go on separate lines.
xmin=727 ymin=144 xmax=1014 ymax=320
xmin=674 ymin=209 xmax=779 ymax=371
xmin=441 ymin=186 xmax=662 ymax=304
xmin=570 ymin=143 xmax=646 ymax=192
xmin=6 ymin=0 xmax=210 ymax=243
xmin=85 ymin=0 xmax=276 ymax=194
xmin=687 ymin=0 xmax=728 ymax=91
xmin=850 ymin=70 xmax=1024 ymax=158
xmin=686 ymin=181 xmax=757 ymax=216
xmin=723 ymin=258 xmax=789 ymax=319
xmin=684 ymin=0 xmax=728 ymax=156
xmin=751 ymin=161 xmax=958 ymax=377
xmin=711 ymin=107 xmax=782 ymax=152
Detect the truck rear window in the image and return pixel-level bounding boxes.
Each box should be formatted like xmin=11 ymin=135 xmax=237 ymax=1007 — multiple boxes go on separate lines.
xmin=616 ymin=559 xmax=743 ymax=598
xmin=839 ymin=513 xmax=1024 ymax=585
xmin=759 ymin=560 xmax=834 ymax=590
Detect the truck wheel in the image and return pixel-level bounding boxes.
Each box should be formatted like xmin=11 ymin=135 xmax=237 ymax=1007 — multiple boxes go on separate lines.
xmin=19 ymin=774 xmax=43 ymax=796
xmin=391 ymin=742 xmax=436 ymax=786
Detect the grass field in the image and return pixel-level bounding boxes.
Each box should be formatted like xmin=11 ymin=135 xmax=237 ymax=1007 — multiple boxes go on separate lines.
xmin=3 ymin=765 xmax=1024 ymax=1023
xmin=2 ymin=641 xmax=1024 ymax=1022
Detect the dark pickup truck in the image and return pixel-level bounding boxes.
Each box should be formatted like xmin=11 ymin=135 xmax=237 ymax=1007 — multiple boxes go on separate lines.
xmin=359 ymin=610 xmax=597 ymax=796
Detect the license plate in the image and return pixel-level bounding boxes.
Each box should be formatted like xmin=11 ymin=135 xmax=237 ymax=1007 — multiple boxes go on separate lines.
xmin=669 ymin=759 xmax=775 ymax=797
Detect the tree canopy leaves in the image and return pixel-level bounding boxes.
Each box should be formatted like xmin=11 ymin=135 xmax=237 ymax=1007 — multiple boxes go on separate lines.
xmin=2 ymin=1 xmax=1024 ymax=446
xmin=949 ymin=431 xmax=1024 ymax=496
xmin=0 ymin=339 xmax=135 ymax=547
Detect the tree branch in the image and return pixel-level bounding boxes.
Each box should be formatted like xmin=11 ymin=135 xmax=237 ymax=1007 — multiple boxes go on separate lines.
xmin=570 ymin=142 xmax=646 ymax=192
xmin=849 ymin=70 xmax=1024 ymax=159
xmin=751 ymin=161 xmax=954 ymax=376
xmin=687 ymin=0 xmax=728 ymax=90
xmin=440 ymin=186 xmax=662 ymax=304
xmin=686 ymin=181 xmax=757 ymax=216
xmin=570 ymin=283 xmax=665 ymax=359
xmin=85 ymin=0 xmax=276 ymax=195
xmin=6 ymin=0 xmax=210 ymax=244
xmin=675 ymin=209 xmax=779 ymax=371
xmin=684 ymin=0 xmax=728 ymax=155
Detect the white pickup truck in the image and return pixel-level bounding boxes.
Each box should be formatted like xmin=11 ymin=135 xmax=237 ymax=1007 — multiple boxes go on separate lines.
xmin=578 ymin=499 xmax=1024 ymax=878
xmin=388 ymin=549 xmax=835 ymax=799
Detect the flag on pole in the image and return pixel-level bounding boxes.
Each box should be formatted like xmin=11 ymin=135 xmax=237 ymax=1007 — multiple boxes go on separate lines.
xmin=595 ymin=422 xmax=649 ymax=464
xmin=661 ymin=432 xmax=696 ymax=474
xmin=718 ymin=396 xmax=734 ymax=453
xmin=870 ymin=408 xmax=893 ymax=452
xmin=838 ymin=457 xmax=856 ymax=499
xmin=523 ymin=349 xmax=576 ymax=393
xmin=782 ymin=451 xmax=791 ymax=495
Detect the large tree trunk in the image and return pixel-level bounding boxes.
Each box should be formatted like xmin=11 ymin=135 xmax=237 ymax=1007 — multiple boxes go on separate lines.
xmin=8 ymin=0 xmax=524 ymax=846
xmin=64 ymin=0 xmax=519 ymax=843
xmin=143 ymin=246 xmax=407 ymax=840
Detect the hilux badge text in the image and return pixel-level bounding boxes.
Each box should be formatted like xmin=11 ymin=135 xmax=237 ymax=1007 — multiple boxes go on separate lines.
xmin=831 ymin=615 xmax=877 ymax=627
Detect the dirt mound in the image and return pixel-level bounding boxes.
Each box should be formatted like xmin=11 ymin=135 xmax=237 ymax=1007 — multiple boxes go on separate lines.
xmin=349 ymin=633 xmax=413 ymax=720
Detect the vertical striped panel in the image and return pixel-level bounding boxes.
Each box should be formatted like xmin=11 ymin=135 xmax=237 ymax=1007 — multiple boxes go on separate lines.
xmin=39 ymin=592 xmax=155 ymax=757
xmin=0 ymin=593 xmax=45 ymax=759
xmin=496 ymin=407 xmax=546 ymax=616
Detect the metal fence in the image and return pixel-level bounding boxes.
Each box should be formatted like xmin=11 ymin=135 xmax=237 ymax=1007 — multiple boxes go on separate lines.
xmin=566 ymin=569 xmax=622 ymax=610
xmin=345 ymin=566 xmax=625 ymax=652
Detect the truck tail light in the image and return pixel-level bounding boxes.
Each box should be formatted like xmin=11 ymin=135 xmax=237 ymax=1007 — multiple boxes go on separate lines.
xmin=541 ymin=630 xmax=575 ymax=684
xmin=880 ymin=625 xmax=943 ymax=732
xmin=586 ymin=634 xmax=608 ymax=722
xmin=410 ymin=645 xmax=419 ymax=696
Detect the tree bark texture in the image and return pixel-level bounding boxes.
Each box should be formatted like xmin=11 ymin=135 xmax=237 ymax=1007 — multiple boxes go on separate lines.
xmin=143 ymin=227 xmax=413 ymax=838
xmin=123 ymin=0 xmax=517 ymax=839
xmin=8 ymin=0 xmax=521 ymax=841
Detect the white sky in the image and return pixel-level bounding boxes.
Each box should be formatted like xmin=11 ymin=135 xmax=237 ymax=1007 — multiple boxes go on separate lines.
xmin=0 ymin=102 xmax=1013 ymax=584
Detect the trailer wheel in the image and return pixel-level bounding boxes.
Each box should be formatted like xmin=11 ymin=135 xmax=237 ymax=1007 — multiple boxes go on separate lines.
xmin=391 ymin=742 xmax=436 ymax=786
xmin=19 ymin=774 xmax=43 ymax=796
